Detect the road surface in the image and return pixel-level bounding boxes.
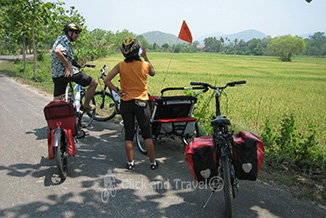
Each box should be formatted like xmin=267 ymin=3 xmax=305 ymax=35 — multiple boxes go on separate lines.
xmin=0 ymin=72 xmax=325 ymax=218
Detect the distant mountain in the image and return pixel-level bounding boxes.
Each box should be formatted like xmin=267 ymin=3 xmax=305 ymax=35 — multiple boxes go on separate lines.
xmin=141 ymin=31 xmax=178 ymax=46
xmin=196 ymin=29 xmax=268 ymax=44
xmin=141 ymin=29 xmax=325 ymax=46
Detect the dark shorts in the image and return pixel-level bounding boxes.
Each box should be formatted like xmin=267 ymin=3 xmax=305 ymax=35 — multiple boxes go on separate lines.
xmin=52 ymin=72 xmax=92 ymax=97
xmin=120 ymin=99 xmax=153 ymax=141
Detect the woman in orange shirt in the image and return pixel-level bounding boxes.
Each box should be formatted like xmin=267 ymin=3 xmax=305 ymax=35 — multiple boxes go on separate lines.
xmin=104 ymin=38 xmax=158 ymax=170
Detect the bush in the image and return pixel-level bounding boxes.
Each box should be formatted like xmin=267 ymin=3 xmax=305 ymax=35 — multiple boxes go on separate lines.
xmin=262 ymin=113 xmax=325 ymax=172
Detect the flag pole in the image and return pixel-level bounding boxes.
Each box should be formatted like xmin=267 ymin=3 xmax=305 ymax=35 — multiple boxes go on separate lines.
xmin=160 ymin=37 xmax=179 ymax=91
xmin=161 ymin=20 xmax=192 ymax=92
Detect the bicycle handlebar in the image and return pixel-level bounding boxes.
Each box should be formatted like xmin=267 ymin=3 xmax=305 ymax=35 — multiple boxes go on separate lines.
xmin=191 ymin=80 xmax=246 ymax=117
xmin=190 ymin=80 xmax=246 ymax=91
xmin=84 ymin=64 xmax=96 ymax=68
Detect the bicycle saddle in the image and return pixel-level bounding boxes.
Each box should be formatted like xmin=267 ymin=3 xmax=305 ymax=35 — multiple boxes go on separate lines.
xmin=211 ymin=115 xmax=230 ymax=126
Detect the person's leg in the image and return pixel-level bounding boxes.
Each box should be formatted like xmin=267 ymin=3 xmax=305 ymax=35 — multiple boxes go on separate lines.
xmin=120 ymin=100 xmax=136 ymax=169
xmin=72 ymin=73 xmax=98 ymax=109
xmin=125 ymin=140 xmax=134 ymax=163
xmin=53 ymin=94 xmax=65 ymax=100
xmin=83 ymin=78 xmax=98 ymax=108
xmin=144 ymin=139 xmax=155 ymax=163
xmin=53 ymin=77 xmax=67 ymax=101
xmin=135 ymin=102 xmax=157 ymax=165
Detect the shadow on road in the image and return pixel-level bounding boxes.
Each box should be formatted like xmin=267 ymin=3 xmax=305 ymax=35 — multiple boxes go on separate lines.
xmin=0 ymin=120 xmax=324 ymax=218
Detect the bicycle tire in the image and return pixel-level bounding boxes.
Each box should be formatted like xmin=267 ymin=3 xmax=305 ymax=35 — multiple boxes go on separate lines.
xmin=181 ymin=122 xmax=200 ymax=145
xmin=54 ymin=130 xmax=67 ymax=180
xmin=135 ymin=124 xmax=147 ymax=155
xmin=92 ymin=91 xmax=117 ymax=121
xmin=65 ymin=85 xmax=74 ymax=104
xmin=79 ymin=95 xmax=96 ymax=128
xmin=221 ymin=156 xmax=234 ymax=218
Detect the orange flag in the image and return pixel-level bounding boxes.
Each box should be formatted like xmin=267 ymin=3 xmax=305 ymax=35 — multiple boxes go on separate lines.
xmin=178 ymin=20 xmax=193 ymax=44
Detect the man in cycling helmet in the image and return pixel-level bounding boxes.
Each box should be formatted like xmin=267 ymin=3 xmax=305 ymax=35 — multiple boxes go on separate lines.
xmin=51 ymin=22 xmax=98 ymax=111
xmin=104 ymin=37 xmax=158 ymax=170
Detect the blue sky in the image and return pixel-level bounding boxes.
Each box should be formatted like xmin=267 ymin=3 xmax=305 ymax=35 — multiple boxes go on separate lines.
xmin=60 ymin=0 xmax=325 ymax=40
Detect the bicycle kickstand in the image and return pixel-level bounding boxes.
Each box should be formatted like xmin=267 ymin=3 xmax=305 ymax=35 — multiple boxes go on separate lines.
xmin=203 ymin=190 xmax=215 ymax=208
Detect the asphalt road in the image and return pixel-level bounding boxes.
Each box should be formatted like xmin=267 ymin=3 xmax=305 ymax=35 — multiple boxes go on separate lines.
xmin=0 ymin=71 xmax=325 ymax=218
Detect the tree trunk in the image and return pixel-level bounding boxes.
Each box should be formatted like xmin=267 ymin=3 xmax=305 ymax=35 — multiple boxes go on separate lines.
xmin=32 ymin=17 xmax=37 ymax=79
xmin=22 ymin=35 xmax=27 ymax=74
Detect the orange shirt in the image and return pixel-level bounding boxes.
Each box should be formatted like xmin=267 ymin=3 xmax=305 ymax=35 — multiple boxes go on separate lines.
xmin=119 ymin=60 xmax=150 ymax=101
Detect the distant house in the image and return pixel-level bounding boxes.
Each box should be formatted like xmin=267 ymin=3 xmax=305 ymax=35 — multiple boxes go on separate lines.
xmin=196 ymin=45 xmax=205 ymax=51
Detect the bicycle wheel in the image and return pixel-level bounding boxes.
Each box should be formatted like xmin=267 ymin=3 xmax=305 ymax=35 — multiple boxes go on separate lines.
xmin=221 ymin=156 xmax=234 ymax=218
xmin=135 ymin=124 xmax=147 ymax=155
xmin=181 ymin=122 xmax=200 ymax=145
xmin=79 ymin=95 xmax=96 ymax=128
xmin=75 ymin=113 xmax=86 ymax=139
xmin=92 ymin=91 xmax=117 ymax=121
xmin=54 ymin=130 xmax=67 ymax=180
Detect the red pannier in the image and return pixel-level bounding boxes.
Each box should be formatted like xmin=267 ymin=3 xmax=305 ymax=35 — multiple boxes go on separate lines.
xmin=185 ymin=136 xmax=217 ymax=184
xmin=232 ymin=131 xmax=265 ymax=181
xmin=44 ymin=100 xmax=76 ymax=159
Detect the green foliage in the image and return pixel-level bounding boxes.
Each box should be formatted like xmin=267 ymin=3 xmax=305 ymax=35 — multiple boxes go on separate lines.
xmin=204 ymin=37 xmax=223 ymax=52
xmin=262 ymin=114 xmax=325 ymax=172
xmin=268 ymin=35 xmax=306 ymax=62
xmin=305 ymin=32 xmax=326 ymax=56
xmin=183 ymin=89 xmax=215 ymax=135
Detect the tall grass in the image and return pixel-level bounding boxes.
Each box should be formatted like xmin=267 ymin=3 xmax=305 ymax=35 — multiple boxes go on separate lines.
xmin=1 ymin=53 xmax=326 ymax=148
xmin=142 ymin=53 xmax=326 ymax=149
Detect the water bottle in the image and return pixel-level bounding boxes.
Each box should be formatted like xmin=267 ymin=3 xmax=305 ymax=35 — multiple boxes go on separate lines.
xmin=111 ymin=90 xmax=119 ymax=101
xmin=74 ymin=90 xmax=81 ymax=110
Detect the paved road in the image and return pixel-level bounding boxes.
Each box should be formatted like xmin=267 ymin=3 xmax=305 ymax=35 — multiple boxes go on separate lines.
xmin=0 ymin=72 xmax=325 ymax=218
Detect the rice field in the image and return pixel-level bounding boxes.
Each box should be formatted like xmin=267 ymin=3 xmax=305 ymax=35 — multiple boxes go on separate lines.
xmin=92 ymin=53 xmax=326 ymax=147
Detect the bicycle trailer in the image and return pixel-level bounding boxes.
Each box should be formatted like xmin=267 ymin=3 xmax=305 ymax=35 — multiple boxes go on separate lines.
xmin=150 ymin=95 xmax=197 ymax=139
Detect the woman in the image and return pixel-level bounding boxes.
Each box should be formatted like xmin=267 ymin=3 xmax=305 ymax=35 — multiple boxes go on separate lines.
xmin=104 ymin=37 xmax=158 ymax=170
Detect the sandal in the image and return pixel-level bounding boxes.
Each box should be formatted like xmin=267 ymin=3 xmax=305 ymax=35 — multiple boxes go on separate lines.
xmin=127 ymin=161 xmax=135 ymax=170
xmin=150 ymin=161 xmax=159 ymax=170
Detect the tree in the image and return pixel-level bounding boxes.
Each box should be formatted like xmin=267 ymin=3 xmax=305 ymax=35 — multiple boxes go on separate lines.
xmin=204 ymin=37 xmax=223 ymax=52
xmin=305 ymin=32 xmax=326 ymax=56
xmin=0 ymin=0 xmax=63 ymax=78
xmin=268 ymin=35 xmax=306 ymax=62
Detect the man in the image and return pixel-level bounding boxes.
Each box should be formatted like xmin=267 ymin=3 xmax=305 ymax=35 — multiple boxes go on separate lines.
xmin=51 ymin=22 xmax=98 ymax=111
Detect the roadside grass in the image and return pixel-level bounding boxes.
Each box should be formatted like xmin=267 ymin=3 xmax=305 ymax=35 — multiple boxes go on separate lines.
xmin=1 ymin=52 xmax=325 ymax=205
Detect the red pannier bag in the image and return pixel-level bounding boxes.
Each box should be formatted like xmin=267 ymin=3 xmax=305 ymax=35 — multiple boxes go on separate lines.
xmin=63 ymin=129 xmax=76 ymax=157
xmin=232 ymin=131 xmax=265 ymax=181
xmin=44 ymin=100 xmax=76 ymax=135
xmin=185 ymin=136 xmax=217 ymax=184
xmin=47 ymin=130 xmax=55 ymax=159
xmin=46 ymin=129 xmax=75 ymax=159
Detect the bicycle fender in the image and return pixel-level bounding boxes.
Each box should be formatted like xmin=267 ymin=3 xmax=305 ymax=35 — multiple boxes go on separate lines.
xmin=53 ymin=129 xmax=62 ymax=148
xmin=220 ymin=146 xmax=229 ymax=157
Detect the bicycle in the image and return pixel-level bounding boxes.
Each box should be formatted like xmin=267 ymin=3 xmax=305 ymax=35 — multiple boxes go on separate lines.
xmin=64 ymin=64 xmax=97 ymax=135
xmin=92 ymin=65 xmax=120 ymax=121
xmin=44 ymin=100 xmax=77 ymax=181
xmin=190 ymin=80 xmax=246 ymax=218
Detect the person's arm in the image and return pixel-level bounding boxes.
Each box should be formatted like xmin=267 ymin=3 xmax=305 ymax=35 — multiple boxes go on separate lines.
xmin=140 ymin=47 xmax=155 ymax=76
xmin=54 ymin=49 xmax=73 ymax=77
xmin=103 ymin=63 xmax=125 ymax=97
